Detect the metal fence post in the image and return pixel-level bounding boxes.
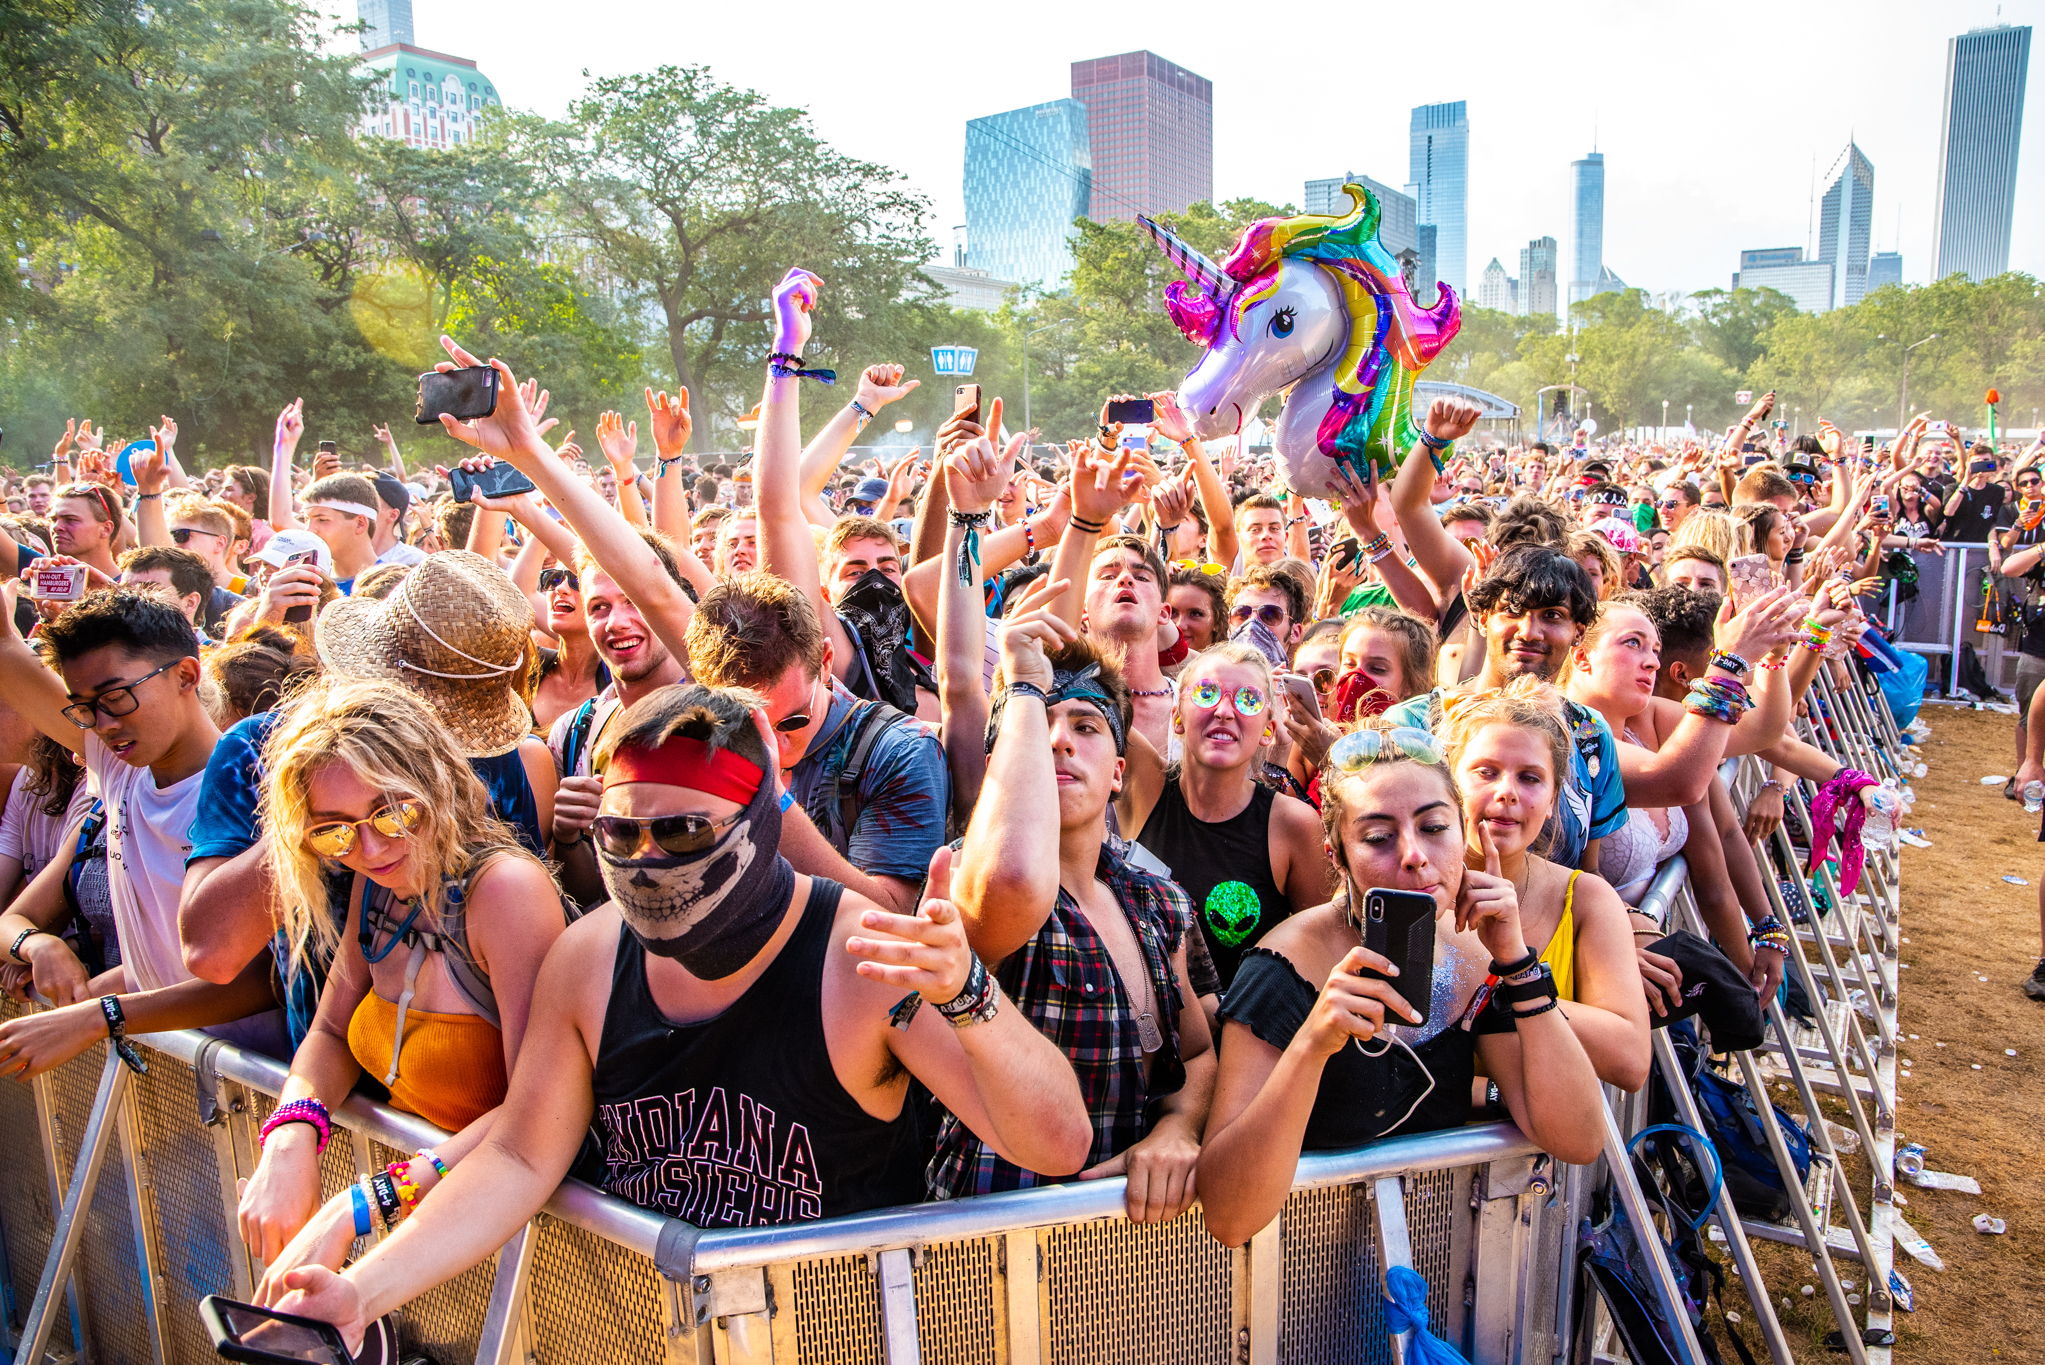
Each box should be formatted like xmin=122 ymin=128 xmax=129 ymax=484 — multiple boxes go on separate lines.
xmin=1246 ymin=1215 xmax=1280 ymax=1365
xmin=876 ymin=1246 xmax=920 ymax=1365
xmin=115 ymin=1079 xmax=171 ymax=1365
xmin=1596 ymin=1099 xmax=1708 ymax=1365
xmin=17 ymin=1051 xmax=131 ymax=1365
xmin=1002 ymin=1228 xmax=1041 ymax=1365
xmin=475 ymin=1219 xmax=538 ymax=1365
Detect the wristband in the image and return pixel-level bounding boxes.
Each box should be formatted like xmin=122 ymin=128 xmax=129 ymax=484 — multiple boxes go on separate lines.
xmin=849 ymin=399 xmax=875 ymax=431
xmin=99 ymin=995 xmax=149 ymax=1075
xmin=934 ymin=953 xmax=1000 ymax=1028
xmin=767 ymin=352 xmax=835 ymax=384
xmin=1707 ymin=649 xmax=1750 ymax=678
xmin=1068 ymin=514 xmax=1106 ymax=534
xmin=136 ymin=492 xmax=162 ymax=501
xmin=416 ymin=1149 xmax=449 ymax=1180
xmin=351 ymin=1181 xmax=373 ymax=1238
xmin=259 ymin=1097 xmax=332 ymax=1154
xmin=1488 ymin=949 xmax=1539 ymax=979
xmin=9 ymin=926 xmax=47 ymax=963
xmin=1757 ymin=778 xmax=1785 ymax=796
xmin=1002 ymin=680 xmax=1048 ymax=706
xmin=368 ymin=1169 xmax=402 ymax=1229
xmin=1783 ymin=548 xmax=1805 ymax=565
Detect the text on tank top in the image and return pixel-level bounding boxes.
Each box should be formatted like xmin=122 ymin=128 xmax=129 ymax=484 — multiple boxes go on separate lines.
xmin=570 ymin=874 xmax=924 ymax=1228
xmin=1135 ymin=780 xmax=1291 ymax=990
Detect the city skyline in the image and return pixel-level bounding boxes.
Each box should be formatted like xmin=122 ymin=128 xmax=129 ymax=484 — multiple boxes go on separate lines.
xmin=350 ymin=0 xmax=2045 ymax=301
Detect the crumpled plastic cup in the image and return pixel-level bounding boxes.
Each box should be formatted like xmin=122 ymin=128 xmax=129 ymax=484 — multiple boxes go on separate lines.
xmin=1973 ymin=1214 xmax=2007 ymax=1235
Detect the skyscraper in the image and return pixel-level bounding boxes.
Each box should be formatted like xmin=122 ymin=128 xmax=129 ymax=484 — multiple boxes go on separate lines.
xmin=1518 ymin=236 xmax=1558 ymax=321
xmin=1732 ymin=248 xmax=1833 ymax=314
xmin=962 ymin=100 xmax=1093 ymax=289
xmin=1303 ymin=174 xmax=1417 ymax=257
xmin=358 ymin=0 xmax=412 ymax=48
xmin=1408 ymin=102 xmax=1469 ymax=298
xmin=1568 ymin=151 xmax=1604 ymax=307
xmin=1477 ymin=258 xmax=1518 ymax=314
xmin=1867 ymin=251 xmax=1903 ymax=293
xmin=1932 ymin=25 xmax=2031 ymax=282
xmin=1817 ymin=141 xmax=1875 ymax=308
xmin=1069 ymin=51 xmax=1212 ymax=222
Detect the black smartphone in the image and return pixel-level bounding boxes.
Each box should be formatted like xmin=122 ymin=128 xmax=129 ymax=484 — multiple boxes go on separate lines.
xmin=952 ymin=384 xmax=981 ymax=428
xmin=1354 ymin=887 xmax=1437 ymax=1026
xmin=1329 ymin=536 xmax=1362 ymax=571
xmin=316 ymin=440 xmax=337 ymax=458
xmin=282 ymin=548 xmax=320 ymax=624
xmin=1107 ymin=397 xmax=1156 ymax=425
xmin=450 ymin=462 xmax=538 ymax=505
xmin=199 ymin=1294 xmax=350 ymax=1364
xmin=415 ymin=366 xmax=500 ymax=425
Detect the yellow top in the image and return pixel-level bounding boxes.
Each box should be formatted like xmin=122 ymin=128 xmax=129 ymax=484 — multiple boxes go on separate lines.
xmin=1534 ymin=869 xmax=1582 ymax=1003
xmin=348 ymin=991 xmax=506 ymax=1132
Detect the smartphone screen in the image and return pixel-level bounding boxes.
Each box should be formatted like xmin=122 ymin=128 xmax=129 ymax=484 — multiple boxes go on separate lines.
xmin=1106 ymin=397 xmax=1156 ymax=426
xmin=202 ymin=1296 xmax=350 ymax=1364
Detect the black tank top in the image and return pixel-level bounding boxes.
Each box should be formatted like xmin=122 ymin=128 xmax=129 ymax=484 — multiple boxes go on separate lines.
xmin=569 ymin=875 xmax=924 ymax=1227
xmin=1136 ymin=780 xmax=1292 ymax=990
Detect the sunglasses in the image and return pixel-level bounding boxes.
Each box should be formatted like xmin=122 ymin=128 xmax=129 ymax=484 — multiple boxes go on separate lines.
xmin=1308 ymin=667 xmax=1337 ymax=693
xmin=1229 ymin=603 xmax=1288 ymax=629
xmin=539 ymin=567 xmax=580 ymax=593
xmin=772 ymin=674 xmax=826 ymax=734
xmin=1186 ymin=680 xmax=1266 ymax=715
xmin=60 ymin=658 xmax=181 ymax=729
xmin=169 ymin=527 xmax=225 ymax=546
xmin=1172 ymin=560 xmax=1228 ymax=576
xmin=305 ymin=798 xmax=427 ymax=859
xmin=1328 ymin=726 xmax=1446 ymax=772
xmin=591 ymin=810 xmax=744 ymax=859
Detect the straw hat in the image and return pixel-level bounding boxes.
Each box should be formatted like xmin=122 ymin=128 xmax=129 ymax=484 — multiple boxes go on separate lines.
xmin=314 ymin=550 xmax=534 ymax=757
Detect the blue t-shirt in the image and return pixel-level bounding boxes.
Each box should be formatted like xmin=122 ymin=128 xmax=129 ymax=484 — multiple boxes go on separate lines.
xmin=1383 ymin=687 xmax=1625 ymax=871
xmin=785 ymin=683 xmax=949 ymax=884
xmin=188 ymin=712 xmax=547 ymax=1049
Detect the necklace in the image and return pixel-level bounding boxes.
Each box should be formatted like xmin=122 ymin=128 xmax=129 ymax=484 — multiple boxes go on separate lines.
xmin=1128 ymin=684 xmax=1174 ymax=698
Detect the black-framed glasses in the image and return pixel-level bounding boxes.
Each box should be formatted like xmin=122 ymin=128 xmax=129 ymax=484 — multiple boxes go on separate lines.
xmin=539 ymin=567 xmax=580 ymax=593
xmin=1229 ymin=603 xmax=1288 ymax=629
xmin=591 ymin=810 xmax=744 ymax=859
xmin=60 ymin=658 xmax=180 ymax=729
xmin=169 ymin=527 xmax=226 ymax=547
xmin=305 ymin=799 xmax=427 ymax=858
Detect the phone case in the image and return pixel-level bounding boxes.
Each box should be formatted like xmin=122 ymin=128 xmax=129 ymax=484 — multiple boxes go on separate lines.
xmin=1358 ymin=888 xmax=1437 ymax=1026
xmin=199 ymin=1295 xmax=351 ymax=1365
xmin=1727 ymin=555 xmax=1774 ymax=610
xmin=415 ymin=367 xmax=499 ymax=425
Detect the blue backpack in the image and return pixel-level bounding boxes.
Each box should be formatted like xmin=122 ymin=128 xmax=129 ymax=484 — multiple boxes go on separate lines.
xmin=1666 ymin=1024 xmax=1812 ymax=1222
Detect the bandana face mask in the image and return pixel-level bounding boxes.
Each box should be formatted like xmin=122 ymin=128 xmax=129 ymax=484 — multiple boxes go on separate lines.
xmin=597 ymin=761 xmax=795 ymax=980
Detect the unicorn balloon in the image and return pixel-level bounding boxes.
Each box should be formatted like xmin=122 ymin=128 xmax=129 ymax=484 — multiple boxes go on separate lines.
xmin=1140 ymin=183 xmax=1461 ymax=496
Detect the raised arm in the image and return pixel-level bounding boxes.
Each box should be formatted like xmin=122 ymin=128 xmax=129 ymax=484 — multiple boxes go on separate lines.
xmin=371 ymin=422 xmax=406 ymax=478
xmin=0 ymin=586 xmax=84 ymax=756
xmin=801 ymin=365 xmax=921 ymax=526
xmin=1388 ymin=398 xmax=1481 ymax=601
xmin=269 ymin=399 xmax=305 ymax=531
xmin=934 ymin=436 xmax=1008 ymax=817
xmin=130 ymin=436 xmax=172 ymax=548
xmin=1046 ymin=437 xmax=1137 ymax=631
xmin=1151 ymin=393 xmax=1238 ymax=569
xmin=594 ymin=412 xmax=645 ymax=529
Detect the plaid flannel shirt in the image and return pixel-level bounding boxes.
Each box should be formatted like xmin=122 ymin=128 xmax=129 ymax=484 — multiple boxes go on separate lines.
xmin=926 ymin=837 xmax=1191 ymax=1199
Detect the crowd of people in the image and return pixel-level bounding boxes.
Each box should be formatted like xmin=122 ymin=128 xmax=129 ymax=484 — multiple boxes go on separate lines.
xmin=0 ymin=262 xmax=2017 ymax=1352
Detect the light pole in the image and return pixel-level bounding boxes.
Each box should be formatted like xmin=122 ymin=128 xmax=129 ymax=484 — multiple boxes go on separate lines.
xmin=1661 ymin=398 xmax=1669 ymax=444
xmin=1685 ymin=404 xmax=1692 ymax=442
xmin=1879 ymin=333 xmax=1938 ymax=432
xmin=1022 ymin=317 xmax=1074 ymax=437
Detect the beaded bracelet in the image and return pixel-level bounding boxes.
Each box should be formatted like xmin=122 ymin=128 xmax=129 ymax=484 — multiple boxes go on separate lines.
xmin=1801 ymin=616 xmax=1833 ymax=653
xmin=259 ymin=1097 xmax=331 ymax=1153
xmin=387 ymin=1160 xmax=422 ymax=1214
xmin=1021 ymin=518 xmax=1036 ymax=554
xmin=1757 ymin=656 xmax=1788 ymax=671
xmin=415 ymin=1149 xmax=449 ymax=1180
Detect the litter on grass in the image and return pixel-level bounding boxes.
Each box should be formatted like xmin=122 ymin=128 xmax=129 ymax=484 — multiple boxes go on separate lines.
xmin=1973 ymin=1214 xmax=2007 ymax=1235
xmin=2004 ymin=875 xmax=2030 ymax=885
xmin=1895 ymin=1217 xmax=1946 ymax=1270
xmin=1910 ymin=1170 xmax=1982 ymax=1194
xmin=1889 ymin=1270 xmax=1914 ymax=1312
xmin=1981 ymin=774 xmax=2010 ymax=784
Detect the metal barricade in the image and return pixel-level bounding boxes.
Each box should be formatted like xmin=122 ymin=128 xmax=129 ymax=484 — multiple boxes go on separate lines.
xmin=0 ymin=998 xmax=1576 ymax=1365
xmin=1885 ymin=540 xmax=2023 ymax=695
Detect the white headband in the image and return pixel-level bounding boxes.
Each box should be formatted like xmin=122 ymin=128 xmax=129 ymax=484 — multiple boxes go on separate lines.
xmin=309 ymin=498 xmax=379 ymax=520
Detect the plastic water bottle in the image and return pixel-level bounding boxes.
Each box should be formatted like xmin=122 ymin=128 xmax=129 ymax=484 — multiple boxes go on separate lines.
xmin=2026 ymin=782 xmax=2043 ymax=814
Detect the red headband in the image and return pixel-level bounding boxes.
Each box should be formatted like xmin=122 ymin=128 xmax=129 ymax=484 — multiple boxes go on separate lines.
xmin=603 ymin=736 xmax=763 ymax=805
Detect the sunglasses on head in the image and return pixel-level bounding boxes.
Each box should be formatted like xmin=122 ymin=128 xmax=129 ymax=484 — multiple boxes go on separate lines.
xmin=539 ymin=567 xmax=580 ymax=593
xmin=305 ymin=798 xmax=427 ymax=859
xmin=591 ymin=810 xmax=744 ymax=859
xmin=1186 ymin=680 xmax=1266 ymax=715
xmin=1172 ymin=560 xmax=1228 ymax=577
xmin=1229 ymin=603 xmax=1288 ymax=629
xmin=1328 ymin=725 xmax=1446 ymax=772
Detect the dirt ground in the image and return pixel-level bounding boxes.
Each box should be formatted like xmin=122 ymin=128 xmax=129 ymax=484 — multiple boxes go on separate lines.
xmin=1720 ymin=704 xmax=2045 ymax=1362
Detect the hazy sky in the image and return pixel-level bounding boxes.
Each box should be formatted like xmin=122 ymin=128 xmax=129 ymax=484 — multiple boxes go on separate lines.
xmin=368 ymin=0 xmax=2044 ymax=299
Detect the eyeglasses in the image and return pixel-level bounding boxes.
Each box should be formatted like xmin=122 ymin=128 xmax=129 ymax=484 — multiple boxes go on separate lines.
xmin=773 ymin=674 xmax=825 ymax=734
xmin=60 ymin=658 xmax=181 ymax=729
xmin=1186 ymin=680 xmax=1266 ymax=715
xmin=169 ymin=527 xmax=225 ymax=547
xmin=1228 ymin=603 xmax=1288 ymax=629
xmin=539 ymin=567 xmax=580 ymax=593
xmin=1308 ymin=668 xmax=1337 ymax=693
xmin=591 ymin=810 xmax=745 ymax=859
xmin=1328 ymin=726 xmax=1446 ymax=772
xmin=305 ymin=799 xmax=427 ymax=859
xmin=1172 ymin=560 xmax=1228 ymax=576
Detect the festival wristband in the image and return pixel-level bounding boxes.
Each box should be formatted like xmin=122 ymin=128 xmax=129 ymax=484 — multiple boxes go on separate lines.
xmin=9 ymin=927 xmax=48 ymax=963
xmin=368 ymin=1170 xmax=402 ymax=1230
xmin=351 ymin=1182 xmax=373 ymax=1238
xmin=934 ymin=954 xmax=1000 ymax=1028
xmin=1707 ymin=649 xmax=1750 ymax=678
xmin=99 ymin=996 xmax=149 ymax=1075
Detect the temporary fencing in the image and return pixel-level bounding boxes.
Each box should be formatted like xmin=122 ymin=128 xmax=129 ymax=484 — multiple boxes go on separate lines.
xmin=0 ymin=662 xmax=1916 ymax=1365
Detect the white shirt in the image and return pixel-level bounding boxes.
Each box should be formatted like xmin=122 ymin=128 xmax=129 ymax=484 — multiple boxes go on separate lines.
xmin=546 ymin=684 xmax=623 ymax=779
xmin=0 ymin=765 xmax=93 ymax=880
xmin=84 ymin=731 xmax=204 ymax=995
xmin=375 ymin=541 xmax=428 ymax=568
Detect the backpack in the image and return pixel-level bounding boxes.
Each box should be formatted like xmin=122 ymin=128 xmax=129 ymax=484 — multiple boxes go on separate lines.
xmin=558 ymin=696 xmax=604 ymax=777
xmin=813 ymin=699 xmax=909 ymax=856
xmin=1660 ymin=1021 xmax=1812 ymax=1222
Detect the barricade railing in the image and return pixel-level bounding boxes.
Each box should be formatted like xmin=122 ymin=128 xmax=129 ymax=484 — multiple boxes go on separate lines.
xmin=1884 ymin=538 xmax=2023 ymax=695
xmin=0 ymin=992 xmax=1575 ymax=1365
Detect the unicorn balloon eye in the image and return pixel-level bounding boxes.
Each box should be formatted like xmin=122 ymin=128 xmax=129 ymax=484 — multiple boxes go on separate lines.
xmin=1138 ymin=184 xmax=1462 ymax=499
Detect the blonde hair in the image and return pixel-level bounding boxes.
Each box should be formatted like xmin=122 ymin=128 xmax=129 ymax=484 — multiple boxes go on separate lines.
xmin=1437 ymin=674 xmax=1572 ymax=803
xmin=1175 ymin=642 xmax=1275 ymax=756
xmin=1317 ymin=718 xmax=1463 ymax=908
xmin=1668 ymin=509 xmax=1748 ymax=563
xmin=260 ymin=677 xmax=539 ymax=976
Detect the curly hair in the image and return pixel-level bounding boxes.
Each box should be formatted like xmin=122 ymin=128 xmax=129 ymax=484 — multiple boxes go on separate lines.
xmin=1488 ymin=495 xmax=1572 ymax=551
xmin=1467 ymin=544 xmax=1599 ymax=627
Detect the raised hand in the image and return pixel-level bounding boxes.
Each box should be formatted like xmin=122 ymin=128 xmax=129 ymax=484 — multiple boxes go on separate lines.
xmin=995 ymin=573 xmax=1075 ymax=691
xmin=1455 ymin=818 xmax=1527 ymax=964
xmin=1423 ymin=396 xmax=1483 ymax=445
xmin=516 ymin=377 xmax=558 ymax=439
xmin=1743 ymin=390 xmax=1777 ymax=426
xmin=844 ymin=845 xmax=975 ymax=1003
xmin=945 ymin=436 xmax=1010 ymax=514
xmin=52 ymin=419 xmax=77 ymax=462
xmin=596 ymin=411 xmax=638 ymax=474
xmin=1147 ymin=390 xmax=1193 ymax=444
xmin=1070 ymin=443 xmax=1140 ymax=528
xmin=772 ymin=267 xmax=824 ymax=356
xmin=273 ymin=400 xmax=304 ymax=455
xmin=1714 ymin=585 xmax=1803 ymax=663
xmin=644 ymin=387 xmax=691 ymax=457
xmin=152 ymin=416 xmax=179 ymax=466
xmin=855 ymin=363 xmax=920 ymax=410
xmin=370 ymin=422 xmax=395 ymax=449
xmin=133 ymin=432 xmax=169 ymax=495
xmin=434 ymin=337 xmax=550 ymax=470
xmin=1151 ymin=470 xmax=1195 ymax=533
xmin=75 ymin=420 xmax=104 ymax=455
xmin=1328 ymin=464 xmax=1382 ymax=540
xmin=883 ymin=449 xmax=924 ymax=516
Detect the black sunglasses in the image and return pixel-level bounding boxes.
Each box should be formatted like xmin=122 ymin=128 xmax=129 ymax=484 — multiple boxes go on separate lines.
xmin=591 ymin=810 xmax=744 ymax=858
xmin=169 ymin=527 xmax=224 ymax=546
xmin=539 ymin=567 xmax=579 ymax=593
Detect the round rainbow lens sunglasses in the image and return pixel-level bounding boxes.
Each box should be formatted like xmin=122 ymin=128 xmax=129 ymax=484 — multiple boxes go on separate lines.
xmin=1187 ymin=681 xmax=1266 ymax=715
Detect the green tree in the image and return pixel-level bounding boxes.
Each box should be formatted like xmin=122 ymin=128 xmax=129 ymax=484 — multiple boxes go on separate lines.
xmin=512 ymin=66 xmax=935 ymax=446
xmin=1689 ymin=286 xmax=1798 ymax=376
xmin=1567 ymin=290 xmax=1686 ymax=434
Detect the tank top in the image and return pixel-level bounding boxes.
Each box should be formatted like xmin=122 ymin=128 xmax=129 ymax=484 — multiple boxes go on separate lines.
xmin=1136 ymin=780 xmax=1291 ymax=990
xmin=347 ymin=994 xmax=505 ymax=1131
xmin=1534 ymin=870 xmax=1582 ymax=1003
xmin=568 ymin=875 xmax=924 ymax=1227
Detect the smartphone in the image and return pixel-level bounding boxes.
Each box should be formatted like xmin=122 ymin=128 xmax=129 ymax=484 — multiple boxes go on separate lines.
xmin=1328 ymin=537 xmax=1362 ymax=572
xmin=1861 ymin=435 xmax=1876 ymax=452
xmin=1871 ymin=495 xmax=1890 ymax=516
xmin=1354 ymin=887 xmax=1438 ymax=1026
xmin=1928 ymin=420 xmax=1951 ymax=433
xmin=1727 ymin=553 xmax=1773 ymax=610
xmin=27 ymin=562 xmax=87 ymax=602
xmin=199 ymin=1294 xmax=350 ymax=1364
xmin=952 ymin=384 xmax=981 ymax=428
xmin=282 ymin=548 xmax=320 ymax=624
xmin=1106 ymin=397 xmax=1156 ymax=426
xmin=1276 ymin=671 xmax=1323 ymax=722
xmin=415 ymin=366 xmax=500 ymax=425
xmin=449 ymin=462 xmax=538 ymax=505
xmin=316 ymin=440 xmax=337 ymax=457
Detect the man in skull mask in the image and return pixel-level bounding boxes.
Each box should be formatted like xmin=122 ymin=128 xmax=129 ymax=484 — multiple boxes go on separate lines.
xmin=260 ymin=684 xmax=1090 ymax=1347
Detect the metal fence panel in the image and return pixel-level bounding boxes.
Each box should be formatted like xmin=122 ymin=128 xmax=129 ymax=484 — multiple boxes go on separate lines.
xmin=1043 ymin=1211 xmax=1236 ymax=1364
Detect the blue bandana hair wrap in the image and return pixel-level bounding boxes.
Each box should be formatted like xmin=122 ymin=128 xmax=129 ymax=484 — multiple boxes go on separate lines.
xmin=984 ymin=661 xmax=1126 ymax=755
